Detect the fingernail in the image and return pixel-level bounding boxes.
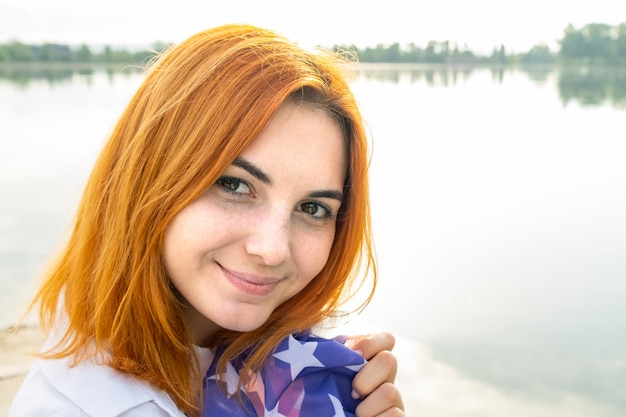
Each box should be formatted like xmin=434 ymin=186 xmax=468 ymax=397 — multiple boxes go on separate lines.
xmin=343 ymin=338 xmax=355 ymax=349
xmin=351 ymin=390 xmax=360 ymax=400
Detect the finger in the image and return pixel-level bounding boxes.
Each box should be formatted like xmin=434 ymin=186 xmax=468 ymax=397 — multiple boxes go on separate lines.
xmin=352 ymin=350 xmax=397 ymax=397
xmin=357 ymin=408 xmax=405 ymax=417
xmin=354 ymin=381 xmax=405 ymax=417
xmin=346 ymin=332 xmax=396 ymax=360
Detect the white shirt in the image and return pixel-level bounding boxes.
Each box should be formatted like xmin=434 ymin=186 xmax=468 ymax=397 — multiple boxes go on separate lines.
xmin=8 ymin=344 xmax=214 ymax=417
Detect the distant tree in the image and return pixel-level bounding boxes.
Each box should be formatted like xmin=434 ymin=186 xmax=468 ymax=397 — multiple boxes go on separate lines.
xmin=6 ymin=40 xmax=35 ymax=61
xmin=424 ymin=41 xmax=444 ymax=63
xmin=490 ymin=44 xmax=507 ymax=65
xmin=38 ymin=43 xmax=72 ymax=62
xmin=404 ymin=42 xmax=423 ymax=62
xmin=558 ymin=22 xmax=623 ymax=64
xmin=0 ymin=45 xmax=9 ymax=62
xmin=76 ymin=44 xmax=93 ymax=62
xmin=522 ymin=42 xmax=555 ymax=64
xmin=112 ymin=49 xmax=133 ymax=62
xmin=617 ymin=23 xmax=626 ymax=62
xmin=102 ymin=45 xmax=113 ymax=62
xmin=559 ymin=23 xmax=586 ymax=62
xmin=458 ymin=48 xmax=476 ymax=63
xmin=452 ymin=43 xmax=461 ymax=58
xmin=358 ymin=44 xmax=388 ymax=62
xmin=582 ymin=23 xmax=613 ymax=62
xmin=386 ymin=42 xmax=401 ymax=62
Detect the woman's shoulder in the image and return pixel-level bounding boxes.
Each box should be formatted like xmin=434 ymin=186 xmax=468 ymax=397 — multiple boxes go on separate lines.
xmin=9 ymin=356 xmax=185 ymax=417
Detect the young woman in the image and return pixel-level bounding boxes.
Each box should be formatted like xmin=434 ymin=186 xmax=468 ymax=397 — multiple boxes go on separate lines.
xmin=9 ymin=24 xmax=405 ymax=417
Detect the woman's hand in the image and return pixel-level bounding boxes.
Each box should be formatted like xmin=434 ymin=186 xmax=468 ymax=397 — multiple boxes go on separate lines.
xmin=344 ymin=332 xmax=406 ymax=417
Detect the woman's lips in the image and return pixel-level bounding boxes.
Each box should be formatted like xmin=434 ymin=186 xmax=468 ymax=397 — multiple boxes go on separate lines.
xmin=219 ymin=264 xmax=281 ymax=296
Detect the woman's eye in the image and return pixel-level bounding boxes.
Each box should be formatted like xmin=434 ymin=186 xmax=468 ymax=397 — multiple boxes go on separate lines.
xmin=216 ymin=177 xmax=251 ymax=195
xmin=300 ymin=202 xmax=332 ymax=219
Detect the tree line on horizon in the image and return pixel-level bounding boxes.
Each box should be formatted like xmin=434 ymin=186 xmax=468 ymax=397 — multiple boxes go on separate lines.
xmin=0 ymin=42 xmax=169 ymax=65
xmin=337 ymin=22 xmax=626 ymax=65
xmin=0 ymin=23 xmax=624 ymax=65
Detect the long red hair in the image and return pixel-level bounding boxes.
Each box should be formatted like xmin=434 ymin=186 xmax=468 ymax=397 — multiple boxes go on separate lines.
xmin=31 ymin=23 xmax=376 ymax=416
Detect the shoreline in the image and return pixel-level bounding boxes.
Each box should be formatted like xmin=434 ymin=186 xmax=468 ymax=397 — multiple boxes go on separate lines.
xmin=0 ymin=325 xmax=45 ymax=415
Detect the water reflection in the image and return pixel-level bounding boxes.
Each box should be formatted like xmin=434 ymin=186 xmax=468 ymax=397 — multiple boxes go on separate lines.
xmin=0 ymin=64 xmax=142 ymax=87
xmin=358 ymin=63 xmax=626 ymax=109
xmin=3 ymin=63 xmax=625 ymax=109
xmin=558 ymin=66 xmax=626 ymax=109
xmin=2 ymin=62 xmax=625 ymax=417
xmin=349 ymin=63 xmax=626 ymax=416
xmin=359 ymin=63 xmax=475 ymax=86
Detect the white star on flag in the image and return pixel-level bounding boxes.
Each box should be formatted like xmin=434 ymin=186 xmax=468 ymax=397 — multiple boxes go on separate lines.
xmin=328 ymin=394 xmax=347 ymax=417
xmin=273 ymin=335 xmax=324 ymax=380
xmin=207 ymin=361 xmax=241 ymax=396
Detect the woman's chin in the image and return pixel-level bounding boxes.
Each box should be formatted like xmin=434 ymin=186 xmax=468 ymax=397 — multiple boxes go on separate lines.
xmin=216 ymin=314 xmax=270 ymax=333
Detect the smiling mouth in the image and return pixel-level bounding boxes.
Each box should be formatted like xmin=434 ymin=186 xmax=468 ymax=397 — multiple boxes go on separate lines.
xmin=218 ymin=264 xmax=281 ymax=297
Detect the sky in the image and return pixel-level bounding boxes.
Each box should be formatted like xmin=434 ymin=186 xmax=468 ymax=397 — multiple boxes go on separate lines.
xmin=1 ymin=0 xmax=625 ymax=53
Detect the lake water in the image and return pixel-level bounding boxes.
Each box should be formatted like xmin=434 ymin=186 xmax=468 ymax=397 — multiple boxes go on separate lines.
xmin=1 ymin=63 xmax=625 ymax=416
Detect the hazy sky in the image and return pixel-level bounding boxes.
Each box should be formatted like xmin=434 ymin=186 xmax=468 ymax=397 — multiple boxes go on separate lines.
xmin=1 ymin=0 xmax=624 ymax=53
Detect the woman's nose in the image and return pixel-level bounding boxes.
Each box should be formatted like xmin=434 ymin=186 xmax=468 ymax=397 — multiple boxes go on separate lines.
xmin=244 ymin=209 xmax=291 ymax=266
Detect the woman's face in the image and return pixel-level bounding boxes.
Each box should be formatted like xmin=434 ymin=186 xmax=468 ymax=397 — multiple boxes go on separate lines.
xmin=162 ymin=102 xmax=347 ymax=345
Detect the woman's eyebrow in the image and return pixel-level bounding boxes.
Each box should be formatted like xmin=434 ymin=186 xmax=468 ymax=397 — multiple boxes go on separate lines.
xmin=308 ymin=190 xmax=344 ymax=201
xmin=233 ymin=157 xmax=271 ymax=185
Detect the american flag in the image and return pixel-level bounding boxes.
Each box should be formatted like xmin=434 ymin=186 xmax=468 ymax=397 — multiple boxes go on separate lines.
xmin=203 ymin=333 xmax=366 ymax=416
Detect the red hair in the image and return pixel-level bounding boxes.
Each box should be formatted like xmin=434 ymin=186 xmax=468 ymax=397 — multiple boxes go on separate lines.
xmin=31 ymin=24 xmax=376 ymax=416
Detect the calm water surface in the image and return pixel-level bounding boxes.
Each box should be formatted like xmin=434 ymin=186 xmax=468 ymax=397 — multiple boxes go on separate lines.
xmin=1 ymin=64 xmax=625 ymax=416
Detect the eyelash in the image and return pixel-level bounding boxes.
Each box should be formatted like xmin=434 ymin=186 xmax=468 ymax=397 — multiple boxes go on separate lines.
xmin=216 ymin=176 xmax=252 ymax=196
xmin=299 ymin=201 xmax=334 ymax=220
xmin=215 ymin=176 xmax=335 ymax=221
